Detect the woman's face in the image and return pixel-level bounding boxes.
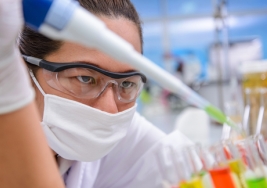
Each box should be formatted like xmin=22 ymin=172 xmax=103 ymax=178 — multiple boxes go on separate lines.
xmin=34 ymin=16 xmax=142 ymax=118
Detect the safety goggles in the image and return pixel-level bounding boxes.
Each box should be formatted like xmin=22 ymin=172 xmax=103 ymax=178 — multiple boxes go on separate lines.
xmin=23 ymin=55 xmax=147 ymax=103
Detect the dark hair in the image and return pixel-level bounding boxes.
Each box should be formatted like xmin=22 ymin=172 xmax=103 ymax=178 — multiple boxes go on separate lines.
xmin=19 ymin=0 xmax=143 ymax=72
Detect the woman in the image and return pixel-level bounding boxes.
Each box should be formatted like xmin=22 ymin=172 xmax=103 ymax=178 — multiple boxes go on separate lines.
xmin=20 ymin=0 xmax=191 ymax=187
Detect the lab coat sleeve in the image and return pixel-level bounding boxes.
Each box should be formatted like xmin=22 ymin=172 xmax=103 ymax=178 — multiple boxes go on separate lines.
xmin=88 ymin=112 xmax=192 ymax=188
xmin=125 ymin=130 xmax=193 ymax=188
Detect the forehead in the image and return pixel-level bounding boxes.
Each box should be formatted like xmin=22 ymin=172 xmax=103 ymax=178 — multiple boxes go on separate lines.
xmin=46 ymin=16 xmax=142 ymax=73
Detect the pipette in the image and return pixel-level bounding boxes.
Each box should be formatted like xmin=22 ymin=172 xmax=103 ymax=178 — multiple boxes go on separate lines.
xmin=22 ymin=0 xmax=239 ymax=131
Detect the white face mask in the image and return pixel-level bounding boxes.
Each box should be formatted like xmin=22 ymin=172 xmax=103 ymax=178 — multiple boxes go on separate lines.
xmin=30 ymin=71 xmax=136 ymax=162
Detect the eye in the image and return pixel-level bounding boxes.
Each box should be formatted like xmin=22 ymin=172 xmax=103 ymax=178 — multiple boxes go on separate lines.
xmin=77 ymin=76 xmax=96 ymax=84
xmin=121 ymin=81 xmax=135 ymax=88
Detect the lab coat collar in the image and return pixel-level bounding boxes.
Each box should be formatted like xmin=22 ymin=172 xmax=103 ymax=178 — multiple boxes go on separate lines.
xmin=65 ymin=160 xmax=101 ymax=188
xmin=58 ymin=157 xmax=75 ymax=176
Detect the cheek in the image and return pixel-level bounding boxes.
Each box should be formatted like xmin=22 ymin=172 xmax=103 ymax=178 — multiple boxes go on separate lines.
xmin=74 ymin=97 xmax=135 ymax=112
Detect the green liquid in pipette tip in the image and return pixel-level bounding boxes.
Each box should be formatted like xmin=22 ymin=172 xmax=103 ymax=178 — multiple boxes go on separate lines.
xmin=205 ymin=105 xmax=227 ymax=124
xmin=204 ymin=105 xmax=243 ymax=134
xmin=246 ymin=177 xmax=267 ymax=188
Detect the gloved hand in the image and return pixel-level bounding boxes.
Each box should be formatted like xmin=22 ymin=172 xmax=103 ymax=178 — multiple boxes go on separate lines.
xmin=0 ymin=0 xmax=35 ymax=114
xmin=0 ymin=0 xmax=23 ymax=61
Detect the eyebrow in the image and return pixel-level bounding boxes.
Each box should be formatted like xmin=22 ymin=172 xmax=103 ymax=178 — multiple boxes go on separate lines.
xmin=75 ymin=60 xmax=138 ymax=74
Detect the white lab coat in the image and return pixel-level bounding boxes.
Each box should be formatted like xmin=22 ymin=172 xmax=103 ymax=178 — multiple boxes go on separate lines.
xmin=61 ymin=112 xmax=192 ymax=188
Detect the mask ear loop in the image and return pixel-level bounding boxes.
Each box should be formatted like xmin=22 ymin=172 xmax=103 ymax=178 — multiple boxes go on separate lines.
xmin=29 ymin=69 xmax=46 ymax=96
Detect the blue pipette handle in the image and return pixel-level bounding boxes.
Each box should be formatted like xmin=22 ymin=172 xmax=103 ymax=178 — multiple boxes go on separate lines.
xmin=22 ymin=0 xmax=76 ymax=31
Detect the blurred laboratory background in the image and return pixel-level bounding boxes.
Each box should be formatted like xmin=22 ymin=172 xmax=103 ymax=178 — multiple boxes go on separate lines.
xmin=131 ymin=0 xmax=267 ymax=145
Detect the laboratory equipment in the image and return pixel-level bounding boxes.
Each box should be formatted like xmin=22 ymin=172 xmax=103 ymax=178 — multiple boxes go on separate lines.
xmin=206 ymin=144 xmax=240 ymax=188
xmin=225 ymin=141 xmax=246 ymax=188
xmin=240 ymin=62 xmax=267 ymax=137
xmin=243 ymin=89 xmax=251 ymax=135
xmin=174 ymin=148 xmax=204 ymax=188
xmin=255 ymin=135 xmax=267 ymax=165
xmin=154 ymin=147 xmax=181 ymax=188
xmin=237 ymin=138 xmax=267 ymax=188
xmin=153 ymin=137 xmax=267 ymax=188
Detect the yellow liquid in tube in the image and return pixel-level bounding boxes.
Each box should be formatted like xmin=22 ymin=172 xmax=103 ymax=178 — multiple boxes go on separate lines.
xmin=228 ymin=159 xmax=246 ymax=188
xmin=179 ymin=177 xmax=204 ymax=188
xmin=242 ymin=72 xmax=267 ymax=89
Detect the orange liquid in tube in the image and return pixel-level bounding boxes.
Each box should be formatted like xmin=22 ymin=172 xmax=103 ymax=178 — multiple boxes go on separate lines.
xmin=209 ymin=167 xmax=236 ymax=188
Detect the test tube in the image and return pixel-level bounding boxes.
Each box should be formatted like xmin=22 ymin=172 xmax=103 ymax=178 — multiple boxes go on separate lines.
xmin=224 ymin=141 xmax=247 ymax=188
xmin=237 ymin=138 xmax=267 ymax=188
xmin=254 ymin=134 xmax=267 ymax=166
xmin=171 ymin=147 xmax=204 ymax=188
xmin=194 ymin=145 xmax=215 ymax=188
xmin=256 ymin=89 xmax=266 ymax=135
xmin=207 ymin=143 xmax=238 ymax=188
xmin=183 ymin=145 xmax=215 ymax=188
xmin=243 ymin=88 xmax=251 ymax=136
xmin=186 ymin=147 xmax=204 ymax=174
xmin=154 ymin=147 xmax=181 ymax=188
